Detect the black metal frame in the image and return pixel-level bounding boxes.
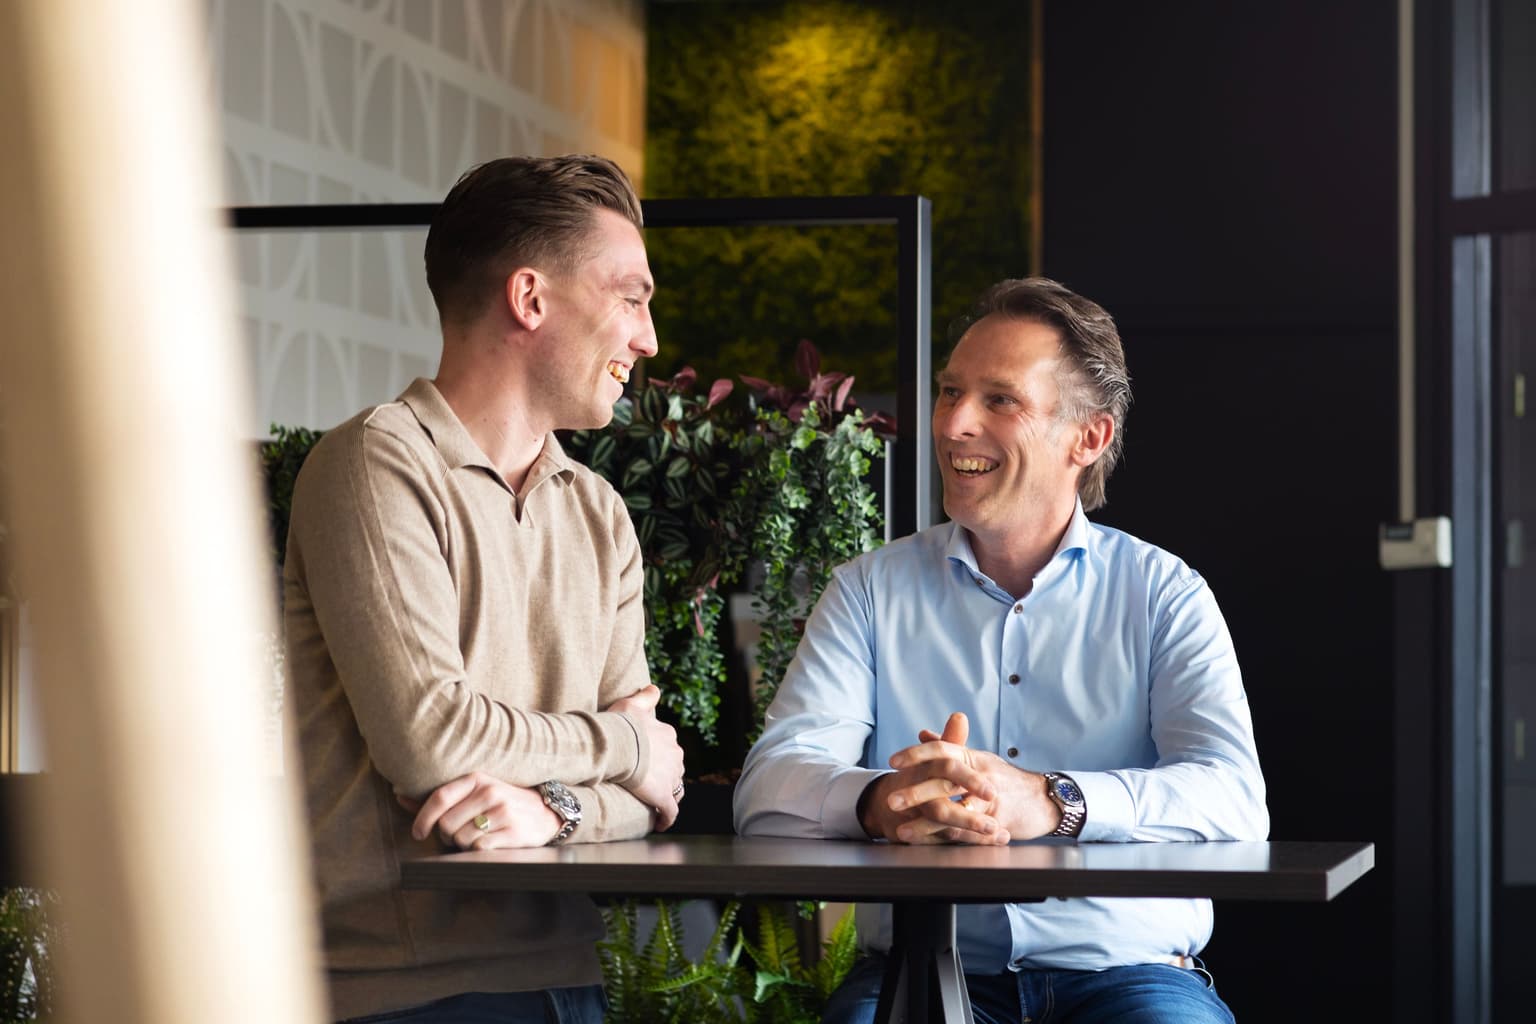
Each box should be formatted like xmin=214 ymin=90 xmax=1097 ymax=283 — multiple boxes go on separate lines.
xmin=228 ymin=195 xmax=934 ymax=539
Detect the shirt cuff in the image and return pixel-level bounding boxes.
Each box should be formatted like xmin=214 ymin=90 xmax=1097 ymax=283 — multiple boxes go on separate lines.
xmin=1069 ymin=770 xmax=1137 ymax=841
xmin=824 ymin=767 xmax=891 ymax=839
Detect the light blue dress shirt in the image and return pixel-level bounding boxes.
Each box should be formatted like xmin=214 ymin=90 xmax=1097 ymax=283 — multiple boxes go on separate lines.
xmin=733 ymin=502 xmax=1269 ymax=972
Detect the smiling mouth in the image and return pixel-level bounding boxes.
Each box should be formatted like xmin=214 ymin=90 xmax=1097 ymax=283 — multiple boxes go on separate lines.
xmin=606 ymin=361 xmax=630 ymax=384
xmin=950 ymin=455 xmax=998 ymax=477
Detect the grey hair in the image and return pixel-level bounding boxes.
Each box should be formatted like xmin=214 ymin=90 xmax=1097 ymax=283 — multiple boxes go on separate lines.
xmin=949 ymin=277 xmax=1132 ymax=511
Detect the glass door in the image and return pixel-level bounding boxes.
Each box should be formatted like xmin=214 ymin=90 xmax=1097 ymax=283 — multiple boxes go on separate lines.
xmin=1444 ymin=0 xmax=1536 ymax=1016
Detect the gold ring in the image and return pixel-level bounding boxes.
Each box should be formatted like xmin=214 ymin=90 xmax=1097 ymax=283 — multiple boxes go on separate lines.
xmin=473 ymin=813 xmax=491 ymax=833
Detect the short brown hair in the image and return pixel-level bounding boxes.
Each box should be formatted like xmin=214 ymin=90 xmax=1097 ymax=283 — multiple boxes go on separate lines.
xmin=424 ymin=154 xmax=643 ymax=327
xmin=950 ymin=277 xmax=1132 ymax=512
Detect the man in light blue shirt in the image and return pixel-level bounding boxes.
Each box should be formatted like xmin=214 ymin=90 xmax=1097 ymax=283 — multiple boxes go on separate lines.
xmin=734 ymin=277 xmax=1267 ymax=1024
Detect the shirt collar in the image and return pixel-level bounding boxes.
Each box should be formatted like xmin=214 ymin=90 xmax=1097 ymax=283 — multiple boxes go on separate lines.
xmin=943 ymin=498 xmax=1092 ymax=586
xmin=398 ymin=377 xmax=575 ymax=492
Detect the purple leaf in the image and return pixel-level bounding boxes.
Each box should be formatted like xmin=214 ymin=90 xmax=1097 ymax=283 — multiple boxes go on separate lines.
xmin=833 ymin=376 xmax=856 ymax=412
xmin=794 ymin=339 xmax=820 ymax=382
xmin=706 ymin=378 xmax=734 ymax=409
xmin=670 ymin=366 xmax=697 ymax=392
xmin=739 ymin=375 xmax=774 ymax=392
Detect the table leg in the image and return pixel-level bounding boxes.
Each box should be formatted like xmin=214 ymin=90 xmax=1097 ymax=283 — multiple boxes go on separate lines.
xmin=872 ymin=901 xmax=975 ymax=1024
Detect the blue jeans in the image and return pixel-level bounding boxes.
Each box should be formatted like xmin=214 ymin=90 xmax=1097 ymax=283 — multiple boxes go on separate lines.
xmin=823 ymin=955 xmax=1234 ymax=1024
xmin=338 ymin=986 xmax=606 ymax=1024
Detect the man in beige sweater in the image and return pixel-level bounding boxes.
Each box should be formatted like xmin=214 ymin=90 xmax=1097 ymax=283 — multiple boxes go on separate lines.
xmin=284 ymin=155 xmax=686 ymax=1024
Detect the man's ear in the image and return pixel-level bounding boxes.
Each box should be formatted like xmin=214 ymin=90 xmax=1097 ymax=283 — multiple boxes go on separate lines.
xmin=1070 ymin=413 xmax=1115 ymax=468
xmin=504 ymin=268 xmax=546 ymax=331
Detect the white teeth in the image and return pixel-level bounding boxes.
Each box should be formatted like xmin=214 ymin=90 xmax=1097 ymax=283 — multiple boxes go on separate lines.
xmin=951 ymin=456 xmax=996 ymax=474
xmin=607 ymin=362 xmax=630 ymax=383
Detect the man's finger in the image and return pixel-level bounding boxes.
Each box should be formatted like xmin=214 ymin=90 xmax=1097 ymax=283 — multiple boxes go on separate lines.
xmin=608 ymin=684 xmax=661 ymax=714
xmin=410 ymin=774 xmax=479 ymax=840
xmin=940 ymin=711 xmax=968 ymax=745
xmin=896 ymin=811 xmax=1004 ymax=846
xmin=888 ymin=776 xmax=961 ymax=811
xmin=652 ymin=795 xmax=679 ymax=832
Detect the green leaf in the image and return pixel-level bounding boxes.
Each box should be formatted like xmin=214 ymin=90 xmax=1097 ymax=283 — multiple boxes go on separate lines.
xmin=623 ymin=458 xmax=654 ymax=489
xmin=624 ymin=492 xmax=653 ymax=512
xmin=665 ymin=456 xmax=692 ymax=479
xmin=641 ymin=385 xmax=665 ymax=422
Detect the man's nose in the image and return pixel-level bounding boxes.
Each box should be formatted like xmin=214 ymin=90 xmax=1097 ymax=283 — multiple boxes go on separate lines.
xmin=633 ymin=311 xmax=659 ymax=358
xmin=936 ymin=397 xmax=980 ymax=438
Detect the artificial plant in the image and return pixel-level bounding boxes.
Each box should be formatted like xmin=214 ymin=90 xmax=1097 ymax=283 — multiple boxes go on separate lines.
xmin=599 ymin=899 xmax=857 ymax=1024
xmin=564 ymin=368 xmax=742 ymax=747
xmin=261 ymin=424 xmax=324 ymax=571
xmin=565 ymin=341 xmax=892 ymax=751
xmin=727 ymin=343 xmax=891 ymax=734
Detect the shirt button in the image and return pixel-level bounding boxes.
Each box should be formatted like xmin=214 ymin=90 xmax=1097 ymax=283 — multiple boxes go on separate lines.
xmin=1007 ymin=747 xmax=1019 ymax=758
xmin=1012 ymin=604 xmax=1023 ymax=614
xmin=1008 ymin=674 xmax=1020 ymax=685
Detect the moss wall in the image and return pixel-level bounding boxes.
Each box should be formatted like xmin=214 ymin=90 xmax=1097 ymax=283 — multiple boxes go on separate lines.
xmin=645 ymin=0 xmax=1034 ymax=392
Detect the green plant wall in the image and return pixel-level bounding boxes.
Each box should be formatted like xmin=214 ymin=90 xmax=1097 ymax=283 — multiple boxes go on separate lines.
xmin=645 ymin=0 xmax=1034 ymax=391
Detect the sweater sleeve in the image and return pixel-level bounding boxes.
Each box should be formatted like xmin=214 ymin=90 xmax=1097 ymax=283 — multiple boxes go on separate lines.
xmin=565 ymin=782 xmax=655 ymax=843
xmin=288 ymin=423 xmax=647 ymax=798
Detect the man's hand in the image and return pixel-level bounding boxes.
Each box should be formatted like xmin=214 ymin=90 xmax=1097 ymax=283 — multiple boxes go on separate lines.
xmin=605 ymin=684 xmax=686 ymax=831
xmin=859 ymin=713 xmax=1008 ymax=845
xmin=399 ymin=772 xmax=561 ymax=850
xmin=883 ymin=712 xmax=1063 ymax=843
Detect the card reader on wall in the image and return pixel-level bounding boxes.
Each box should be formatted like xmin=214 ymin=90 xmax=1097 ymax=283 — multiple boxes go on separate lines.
xmin=1379 ymin=517 xmax=1453 ymax=569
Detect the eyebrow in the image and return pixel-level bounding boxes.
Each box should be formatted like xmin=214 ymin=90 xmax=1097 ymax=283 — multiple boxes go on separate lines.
xmin=935 ymin=371 xmax=1023 ymax=392
xmin=616 ymin=273 xmax=654 ymax=297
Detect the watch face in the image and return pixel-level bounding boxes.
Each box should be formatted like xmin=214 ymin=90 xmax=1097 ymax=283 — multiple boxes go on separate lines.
xmin=1054 ymin=779 xmax=1083 ymax=805
xmin=542 ymin=781 xmax=581 ymax=821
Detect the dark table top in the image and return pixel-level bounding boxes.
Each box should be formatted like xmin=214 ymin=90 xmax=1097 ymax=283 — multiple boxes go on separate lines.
xmin=402 ymin=835 xmax=1374 ymax=904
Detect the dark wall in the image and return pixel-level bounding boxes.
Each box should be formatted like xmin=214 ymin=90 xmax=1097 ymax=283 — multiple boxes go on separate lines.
xmin=1041 ymin=3 xmax=1400 ymax=1021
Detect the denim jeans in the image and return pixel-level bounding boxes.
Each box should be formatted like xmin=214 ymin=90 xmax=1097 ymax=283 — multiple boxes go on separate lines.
xmin=337 ymin=986 xmax=607 ymax=1024
xmin=822 ymin=954 xmax=1235 ymax=1024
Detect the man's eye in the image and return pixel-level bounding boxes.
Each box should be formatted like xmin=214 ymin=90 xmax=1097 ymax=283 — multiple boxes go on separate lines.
xmin=989 ymin=395 xmax=1017 ymax=407
xmin=939 ymin=386 xmax=960 ymax=399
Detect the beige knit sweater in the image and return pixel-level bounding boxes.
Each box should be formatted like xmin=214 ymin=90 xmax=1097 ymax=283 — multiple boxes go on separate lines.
xmin=284 ymin=378 xmax=655 ymax=1019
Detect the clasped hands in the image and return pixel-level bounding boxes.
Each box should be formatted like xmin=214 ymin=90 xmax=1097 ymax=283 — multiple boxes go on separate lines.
xmin=398 ymin=683 xmax=686 ymax=850
xmin=857 ymin=712 xmax=1061 ymax=845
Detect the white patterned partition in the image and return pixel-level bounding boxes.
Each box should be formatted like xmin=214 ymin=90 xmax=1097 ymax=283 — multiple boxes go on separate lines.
xmin=209 ymin=0 xmax=647 ymax=434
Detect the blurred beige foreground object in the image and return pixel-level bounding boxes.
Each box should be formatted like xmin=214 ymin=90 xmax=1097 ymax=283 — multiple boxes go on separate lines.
xmin=0 ymin=2 xmax=326 ymax=1023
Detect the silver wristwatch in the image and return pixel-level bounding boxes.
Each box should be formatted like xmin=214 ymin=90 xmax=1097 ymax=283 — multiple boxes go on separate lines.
xmin=1042 ymin=771 xmax=1086 ymax=837
xmin=537 ymin=780 xmax=582 ymax=845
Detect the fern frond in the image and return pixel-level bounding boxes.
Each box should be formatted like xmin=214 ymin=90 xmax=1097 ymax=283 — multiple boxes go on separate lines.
xmin=701 ymin=900 xmax=742 ymax=965
xmin=813 ymin=905 xmax=860 ymax=999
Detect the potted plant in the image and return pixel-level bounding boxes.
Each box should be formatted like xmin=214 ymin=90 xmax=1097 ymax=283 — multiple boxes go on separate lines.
xmin=563 ymin=340 xmax=894 ymax=780
xmin=599 ymin=898 xmax=857 ymax=1024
